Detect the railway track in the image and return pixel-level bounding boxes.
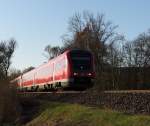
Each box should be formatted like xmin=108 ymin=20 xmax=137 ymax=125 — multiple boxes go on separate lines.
xmin=18 ymin=89 xmax=150 ymax=101
xmin=18 ymin=89 xmax=150 ymax=99
xmin=18 ymin=91 xmax=86 ymax=94
xmin=104 ymin=90 xmax=150 ymax=94
xmin=18 ymin=90 xmax=150 ymax=95
xmin=18 ymin=91 xmax=87 ymax=97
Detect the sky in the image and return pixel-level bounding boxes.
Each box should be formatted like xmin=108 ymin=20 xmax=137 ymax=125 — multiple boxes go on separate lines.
xmin=0 ymin=0 xmax=150 ymax=70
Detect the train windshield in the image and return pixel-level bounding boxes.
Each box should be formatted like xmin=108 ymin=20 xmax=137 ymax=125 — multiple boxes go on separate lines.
xmin=70 ymin=50 xmax=92 ymax=71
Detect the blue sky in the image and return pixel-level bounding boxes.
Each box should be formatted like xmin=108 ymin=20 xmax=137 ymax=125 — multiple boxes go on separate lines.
xmin=0 ymin=0 xmax=150 ymax=70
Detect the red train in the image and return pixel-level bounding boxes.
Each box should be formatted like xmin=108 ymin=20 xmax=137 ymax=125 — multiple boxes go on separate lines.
xmin=12 ymin=49 xmax=95 ymax=91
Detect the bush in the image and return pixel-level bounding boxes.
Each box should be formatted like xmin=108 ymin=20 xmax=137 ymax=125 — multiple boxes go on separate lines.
xmin=0 ymin=79 xmax=20 ymax=125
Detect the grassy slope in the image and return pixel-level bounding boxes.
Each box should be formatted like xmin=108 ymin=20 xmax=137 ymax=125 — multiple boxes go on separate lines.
xmin=26 ymin=102 xmax=150 ymax=126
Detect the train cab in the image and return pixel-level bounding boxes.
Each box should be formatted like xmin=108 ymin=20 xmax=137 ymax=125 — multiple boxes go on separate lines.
xmin=67 ymin=49 xmax=95 ymax=89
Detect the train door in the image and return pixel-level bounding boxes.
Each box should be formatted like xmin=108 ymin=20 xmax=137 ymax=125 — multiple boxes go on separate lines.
xmin=33 ymin=72 xmax=36 ymax=87
xmin=20 ymin=75 xmax=23 ymax=89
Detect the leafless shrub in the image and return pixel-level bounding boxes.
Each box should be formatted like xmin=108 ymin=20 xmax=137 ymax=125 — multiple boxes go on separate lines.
xmin=0 ymin=79 xmax=20 ymax=125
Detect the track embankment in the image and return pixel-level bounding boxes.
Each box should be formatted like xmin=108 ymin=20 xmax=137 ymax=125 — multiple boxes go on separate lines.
xmin=19 ymin=90 xmax=150 ymax=115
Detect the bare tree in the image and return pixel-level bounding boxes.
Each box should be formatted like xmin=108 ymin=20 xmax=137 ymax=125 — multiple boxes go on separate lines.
xmin=8 ymin=68 xmax=21 ymax=80
xmin=133 ymin=33 xmax=150 ymax=67
xmin=121 ymin=30 xmax=150 ymax=89
xmin=63 ymin=11 xmax=119 ymax=75
xmin=123 ymin=42 xmax=135 ymax=67
xmin=44 ymin=45 xmax=61 ymax=60
xmin=22 ymin=66 xmax=35 ymax=74
xmin=132 ymin=32 xmax=150 ymax=88
xmin=0 ymin=39 xmax=19 ymax=124
xmin=123 ymin=31 xmax=150 ymax=68
xmin=0 ymin=39 xmax=17 ymax=78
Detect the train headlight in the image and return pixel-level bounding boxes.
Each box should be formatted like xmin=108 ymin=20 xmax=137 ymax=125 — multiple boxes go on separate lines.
xmin=88 ymin=73 xmax=92 ymax=76
xmin=73 ymin=72 xmax=78 ymax=76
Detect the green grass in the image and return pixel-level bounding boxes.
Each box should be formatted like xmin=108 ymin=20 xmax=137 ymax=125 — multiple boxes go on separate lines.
xmin=26 ymin=102 xmax=150 ymax=126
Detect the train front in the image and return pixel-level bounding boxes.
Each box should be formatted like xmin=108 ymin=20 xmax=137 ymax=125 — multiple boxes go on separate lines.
xmin=68 ymin=49 xmax=95 ymax=89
